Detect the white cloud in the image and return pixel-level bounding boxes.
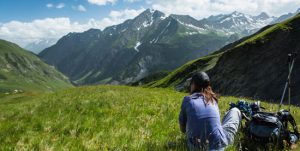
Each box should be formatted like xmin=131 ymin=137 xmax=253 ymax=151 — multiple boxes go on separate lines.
xmin=73 ymin=5 xmax=87 ymax=12
xmin=47 ymin=3 xmax=65 ymax=9
xmin=108 ymin=8 xmax=144 ymax=19
xmin=91 ymin=8 xmax=144 ymax=30
xmin=149 ymin=0 xmax=300 ymax=19
xmin=124 ymin=0 xmax=141 ymax=3
xmin=78 ymin=5 xmax=87 ymax=12
xmin=56 ymin=3 xmax=65 ymax=9
xmin=46 ymin=3 xmax=53 ymax=8
xmin=0 ymin=18 xmax=98 ymax=47
xmin=0 ymin=8 xmax=145 ymax=47
xmin=87 ymin=0 xmax=117 ymax=6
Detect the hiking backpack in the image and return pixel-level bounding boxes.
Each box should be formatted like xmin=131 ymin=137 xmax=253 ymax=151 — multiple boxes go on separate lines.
xmin=230 ymin=101 xmax=299 ymax=148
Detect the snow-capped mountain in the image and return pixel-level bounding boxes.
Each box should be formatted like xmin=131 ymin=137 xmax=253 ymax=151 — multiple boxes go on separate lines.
xmin=199 ymin=11 xmax=276 ymax=36
xmin=272 ymin=8 xmax=300 ymax=24
xmin=25 ymin=38 xmax=57 ymax=54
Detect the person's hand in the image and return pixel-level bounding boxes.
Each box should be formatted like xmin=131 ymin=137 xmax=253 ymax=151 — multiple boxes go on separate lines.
xmin=241 ymin=112 xmax=250 ymax=121
xmin=291 ymin=143 xmax=297 ymax=150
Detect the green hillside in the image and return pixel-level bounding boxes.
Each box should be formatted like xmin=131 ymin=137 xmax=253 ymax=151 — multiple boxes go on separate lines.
xmin=0 ymin=85 xmax=299 ymax=150
xmin=146 ymin=53 xmax=222 ymax=89
xmin=145 ymin=13 xmax=300 ymax=104
xmin=0 ymin=39 xmax=73 ymax=93
xmin=131 ymin=71 xmax=170 ymax=86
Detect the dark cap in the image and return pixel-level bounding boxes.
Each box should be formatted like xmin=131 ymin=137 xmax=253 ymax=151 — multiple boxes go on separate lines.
xmin=190 ymin=72 xmax=210 ymax=88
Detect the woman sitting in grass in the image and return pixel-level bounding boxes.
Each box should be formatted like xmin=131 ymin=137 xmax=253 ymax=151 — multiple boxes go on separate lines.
xmin=179 ymin=72 xmax=241 ymax=151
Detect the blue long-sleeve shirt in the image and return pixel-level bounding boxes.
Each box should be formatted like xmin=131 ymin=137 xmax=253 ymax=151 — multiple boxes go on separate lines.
xmin=179 ymin=93 xmax=228 ymax=150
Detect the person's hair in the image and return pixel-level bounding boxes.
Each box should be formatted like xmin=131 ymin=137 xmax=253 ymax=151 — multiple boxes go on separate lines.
xmin=190 ymin=77 xmax=218 ymax=104
xmin=202 ymin=85 xmax=218 ymax=104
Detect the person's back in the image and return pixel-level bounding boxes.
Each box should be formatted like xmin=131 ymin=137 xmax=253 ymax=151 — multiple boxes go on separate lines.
xmin=180 ymin=93 xmax=228 ymax=150
xmin=179 ymin=72 xmax=241 ymax=151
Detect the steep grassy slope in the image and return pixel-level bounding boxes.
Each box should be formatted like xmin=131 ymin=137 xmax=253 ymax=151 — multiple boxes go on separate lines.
xmin=131 ymin=71 xmax=170 ymax=86
xmin=146 ymin=53 xmax=222 ymax=90
xmin=209 ymin=13 xmax=300 ymax=104
xmin=0 ymin=39 xmax=73 ymax=93
xmin=0 ymin=85 xmax=299 ymax=150
xmin=146 ymin=14 xmax=300 ymax=105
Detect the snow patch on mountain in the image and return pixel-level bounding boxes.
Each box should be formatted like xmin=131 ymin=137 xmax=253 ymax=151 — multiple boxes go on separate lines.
xmin=135 ymin=56 xmax=152 ymax=81
xmin=160 ymin=15 xmax=167 ymax=20
xmin=137 ymin=12 xmax=156 ymax=30
xmin=121 ymin=29 xmax=127 ymax=32
xmin=176 ymin=19 xmax=205 ymax=32
xmin=134 ymin=42 xmax=141 ymax=52
xmin=154 ymin=21 xmax=171 ymax=43
xmin=149 ymin=9 xmax=155 ymax=14
xmin=185 ymin=32 xmax=199 ymax=35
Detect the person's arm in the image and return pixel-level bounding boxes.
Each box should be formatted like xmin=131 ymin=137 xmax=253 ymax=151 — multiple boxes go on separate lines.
xmin=289 ymin=134 xmax=299 ymax=149
xmin=179 ymin=97 xmax=188 ymax=133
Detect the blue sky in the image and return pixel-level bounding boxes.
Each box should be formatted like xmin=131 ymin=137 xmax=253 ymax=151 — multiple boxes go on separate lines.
xmin=0 ymin=0 xmax=300 ymax=47
xmin=0 ymin=0 xmax=148 ymax=23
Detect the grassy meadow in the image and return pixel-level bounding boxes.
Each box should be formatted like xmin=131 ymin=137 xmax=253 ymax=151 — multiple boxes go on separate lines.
xmin=0 ymin=85 xmax=299 ymax=150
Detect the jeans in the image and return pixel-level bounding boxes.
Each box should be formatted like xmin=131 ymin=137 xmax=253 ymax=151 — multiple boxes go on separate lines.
xmin=187 ymin=108 xmax=242 ymax=151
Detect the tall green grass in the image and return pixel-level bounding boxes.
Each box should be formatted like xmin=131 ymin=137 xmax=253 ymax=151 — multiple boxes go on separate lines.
xmin=0 ymin=85 xmax=299 ymax=150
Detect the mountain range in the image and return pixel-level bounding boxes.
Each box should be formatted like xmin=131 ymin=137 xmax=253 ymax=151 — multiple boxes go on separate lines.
xmin=38 ymin=8 xmax=297 ymax=85
xmin=24 ymin=8 xmax=300 ymax=54
xmin=200 ymin=11 xmax=275 ymax=36
xmin=39 ymin=9 xmax=237 ymax=85
xmin=25 ymin=38 xmax=57 ymax=54
xmin=272 ymin=8 xmax=300 ymax=24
